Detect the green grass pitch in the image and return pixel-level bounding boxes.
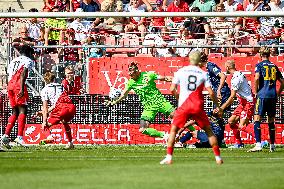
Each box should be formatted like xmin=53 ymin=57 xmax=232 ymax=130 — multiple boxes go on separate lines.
xmin=0 ymin=145 xmax=284 ymax=189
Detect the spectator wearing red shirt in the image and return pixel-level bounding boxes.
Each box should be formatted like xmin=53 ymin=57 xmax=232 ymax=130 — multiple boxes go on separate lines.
xmin=62 ymin=65 xmax=83 ymax=95
xmin=58 ymin=29 xmax=82 ymax=66
xmin=150 ymin=0 xmax=165 ymax=32
xmin=166 ymin=0 xmax=189 ymax=24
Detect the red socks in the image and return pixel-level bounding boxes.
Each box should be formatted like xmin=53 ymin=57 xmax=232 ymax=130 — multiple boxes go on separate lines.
xmin=167 ymin=147 xmax=174 ymax=155
xmin=17 ymin=114 xmax=26 ymax=136
xmin=232 ymin=129 xmax=242 ymax=144
xmin=63 ymin=123 xmax=73 ymax=142
xmin=212 ymin=146 xmax=221 ymax=156
xmin=5 ymin=114 xmax=17 ymax=135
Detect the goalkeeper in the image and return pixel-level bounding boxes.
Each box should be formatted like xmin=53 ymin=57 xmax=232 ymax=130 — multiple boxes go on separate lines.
xmin=107 ymin=62 xmax=175 ymax=138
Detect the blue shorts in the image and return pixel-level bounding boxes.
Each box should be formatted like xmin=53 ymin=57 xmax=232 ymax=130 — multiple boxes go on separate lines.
xmin=254 ymin=98 xmax=277 ymax=117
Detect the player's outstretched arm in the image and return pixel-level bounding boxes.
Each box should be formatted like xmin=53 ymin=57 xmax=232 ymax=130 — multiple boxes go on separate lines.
xmin=170 ymin=83 xmax=179 ymax=100
xmin=207 ymin=86 xmax=223 ymax=116
xmin=107 ymin=88 xmax=130 ymax=106
xmin=157 ymin=75 xmax=173 ymax=82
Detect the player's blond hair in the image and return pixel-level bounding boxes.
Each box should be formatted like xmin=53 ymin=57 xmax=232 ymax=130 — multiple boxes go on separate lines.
xmin=65 ymin=65 xmax=74 ymax=72
xmin=43 ymin=72 xmax=56 ymax=84
xmin=225 ymin=60 xmax=236 ymax=69
xmin=259 ymin=46 xmax=271 ymax=58
xmin=189 ymin=51 xmax=201 ymax=65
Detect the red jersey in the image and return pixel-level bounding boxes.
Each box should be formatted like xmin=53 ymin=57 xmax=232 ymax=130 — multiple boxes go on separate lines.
xmin=62 ymin=76 xmax=82 ymax=95
xmin=167 ymin=1 xmax=189 ymax=23
xmin=62 ymin=40 xmax=81 ymax=62
xmin=152 ymin=9 xmax=165 ymax=26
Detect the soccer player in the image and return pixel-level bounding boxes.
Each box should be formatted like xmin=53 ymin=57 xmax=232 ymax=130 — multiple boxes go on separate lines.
xmin=1 ymin=45 xmax=35 ymax=148
xmin=160 ymin=51 xmax=223 ymax=165
xmin=215 ymin=60 xmax=255 ymax=148
xmin=107 ymin=62 xmax=174 ymax=138
xmin=61 ymin=65 xmax=83 ymax=95
xmin=39 ymin=72 xmax=76 ymax=149
xmin=175 ymin=52 xmax=231 ymax=146
xmin=249 ymin=47 xmax=284 ymax=152
xmin=175 ymin=112 xmax=225 ymax=148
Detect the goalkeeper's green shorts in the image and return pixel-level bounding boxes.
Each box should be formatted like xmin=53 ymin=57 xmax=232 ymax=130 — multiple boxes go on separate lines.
xmin=140 ymin=101 xmax=175 ymax=122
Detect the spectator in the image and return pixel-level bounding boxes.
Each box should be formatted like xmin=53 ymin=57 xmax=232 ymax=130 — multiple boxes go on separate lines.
xmin=58 ymin=0 xmax=71 ymax=12
xmin=169 ymin=27 xmax=192 ymax=57
xmin=44 ymin=7 xmax=67 ymax=52
xmin=124 ymin=0 xmax=153 ymax=12
xmin=67 ymin=8 xmax=89 ymax=41
xmin=150 ymin=0 xmax=165 ymax=32
xmin=279 ymin=32 xmax=284 ymax=54
xmin=80 ymin=0 xmax=101 ymax=24
xmin=184 ymin=7 xmax=210 ymax=40
xmin=26 ymin=8 xmax=44 ymax=43
xmin=269 ymin=0 xmax=284 ymax=11
xmin=245 ymin=0 xmax=263 ymax=11
xmin=43 ymin=0 xmax=61 ymax=12
xmin=58 ymin=29 xmax=82 ymax=67
xmin=223 ymin=0 xmax=244 ymax=12
xmin=163 ymin=0 xmax=195 ymax=9
xmin=82 ymin=36 xmax=105 ymax=58
xmin=258 ymin=4 xmax=280 ymax=46
xmin=100 ymin=0 xmax=126 ymax=33
xmin=190 ymin=0 xmax=216 ymax=12
xmin=166 ymin=0 xmax=189 ymax=26
xmin=12 ymin=27 xmax=36 ymax=52
xmin=124 ymin=0 xmax=147 ymax=37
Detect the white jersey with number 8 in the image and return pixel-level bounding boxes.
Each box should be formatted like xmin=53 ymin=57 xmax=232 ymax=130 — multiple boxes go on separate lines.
xmin=172 ymin=65 xmax=211 ymax=107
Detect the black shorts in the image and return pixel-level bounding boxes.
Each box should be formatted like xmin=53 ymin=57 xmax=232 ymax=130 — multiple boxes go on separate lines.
xmin=254 ymin=98 xmax=277 ymax=117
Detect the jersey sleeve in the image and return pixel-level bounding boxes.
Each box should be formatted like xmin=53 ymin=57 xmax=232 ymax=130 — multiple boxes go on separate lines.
xmin=172 ymin=71 xmax=180 ymax=85
xmin=148 ymin=72 xmax=158 ymax=80
xmin=255 ymin=63 xmax=261 ymax=73
xmin=204 ymin=72 xmax=211 ymax=88
xmin=125 ymin=80 xmax=133 ymax=91
xmin=207 ymin=63 xmax=221 ymax=77
xmin=40 ymin=87 xmax=49 ymax=102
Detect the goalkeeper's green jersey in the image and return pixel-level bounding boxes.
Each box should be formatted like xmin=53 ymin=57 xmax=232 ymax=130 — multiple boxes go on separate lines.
xmin=126 ymin=72 xmax=168 ymax=110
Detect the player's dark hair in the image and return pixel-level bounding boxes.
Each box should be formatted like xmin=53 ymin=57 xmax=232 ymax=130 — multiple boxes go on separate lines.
xmin=19 ymin=44 xmax=35 ymax=59
xmin=200 ymin=52 xmax=208 ymax=62
xmin=43 ymin=72 xmax=56 ymax=84
xmin=128 ymin=62 xmax=139 ymax=71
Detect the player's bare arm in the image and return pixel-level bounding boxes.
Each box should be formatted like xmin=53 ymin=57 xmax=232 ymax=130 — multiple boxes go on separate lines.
xmin=170 ymin=83 xmax=179 ymax=100
xmin=254 ymin=72 xmax=260 ymax=96
xmin=41 ymin=100 xmax=49 ymax=129
xmin=17 ymin=67 xmax=28 ymax=98
xmin=35 ymin=105 xmax=56 ymax=117
xmin=157 ymin=75 xmax=173 ymax=82
xmin=217 ymin=72 xmax=227 ymax=99
xmin=207 ymin=86 xmax=222 ymax=116
xmin=108 ymin=88 xmax=131 ymax=106
xmin=220 ymin=90 xmax=237 ymax=112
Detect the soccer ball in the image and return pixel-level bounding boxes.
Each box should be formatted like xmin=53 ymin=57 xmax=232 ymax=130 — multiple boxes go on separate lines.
xmin=109 ymin=88 xmax=122 ymax=100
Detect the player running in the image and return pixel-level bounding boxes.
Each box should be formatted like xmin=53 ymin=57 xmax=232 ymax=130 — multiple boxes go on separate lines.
xmin=249 ymin=47 xmax=284 ymax=152
xmin=107 ymin=62 xmax=175 ymax=138
xmin=160 ymin=51 xmax=223 ymax=165
xmin=215 ymin=60 xmax=255 ymax=148
xmin=1 ymin=45 xmax=35 ymax=148
xmin=37 ymin=72 xmax=76 ymax=149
